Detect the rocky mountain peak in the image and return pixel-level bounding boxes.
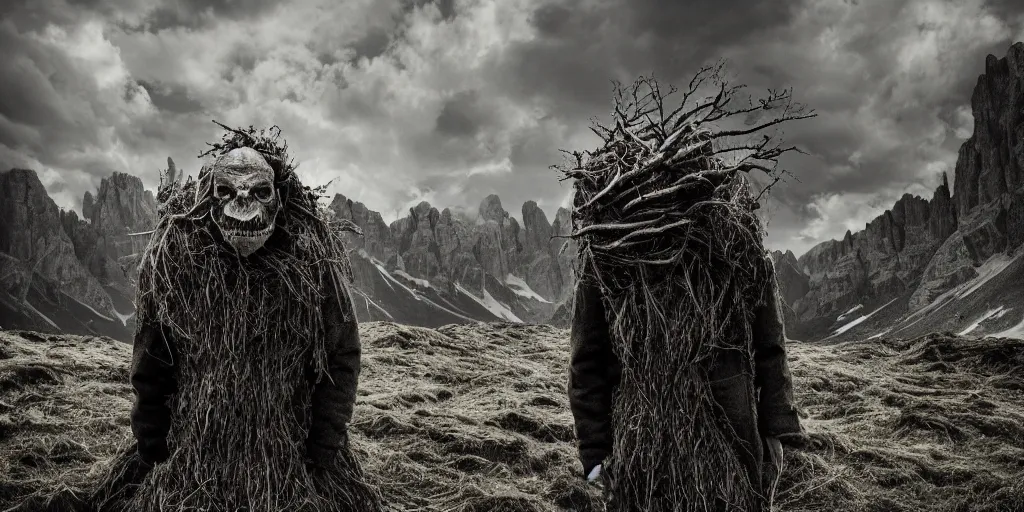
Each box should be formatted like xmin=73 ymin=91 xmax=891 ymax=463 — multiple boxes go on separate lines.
xmin=553 ymin=205 xmax=574 ymax=236
xmin=776 ymin=43 xmax=1024 ymax=340
xmin=479 ymin=194 xmax=507 ymax=223
xmin=331 ymin=193 xmax=394 ymax=263
xmin=324 ymin=190 xmax=573 ymax=320
xmin=82 ymin=191 xmax=95 ymax=221
xmin=0 ymin=168 xmax=114 ymax=315
xmin=89 ymin=172 xmax=157 ymax=235
xmin=954 ymin=42 xmax=1024 ymax=217
xmin=521 ymin=201 xmax=553 ymax=255
xmin=412 ymin=200 xmax=434 ymax=215
xmin=770 ymin=250 xmax=809 ymax=303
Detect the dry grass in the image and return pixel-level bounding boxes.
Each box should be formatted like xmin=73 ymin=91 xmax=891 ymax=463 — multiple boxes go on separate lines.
xmin=1 ymin=326 xmax=1023 ymax=511
xmin=556 ymin=70 xmax=814 ymax=511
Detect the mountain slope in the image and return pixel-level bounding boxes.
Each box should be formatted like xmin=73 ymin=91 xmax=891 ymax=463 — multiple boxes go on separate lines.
xmin=777 ymin=42 xmax=1024 ymax=342
xmin=0 ymin=164 xmax=574 ymax=341
xmin=346 ymin=249 xmax=508 ymax=326
xmin=2 ymin=326 xmax=1022 ymax=511
xmin=0 ymin=170 xmax=134 ymax=341
xmin=821 ymin=246 xmax=1024 ymax=341
xmin=332 ymin=192 xmax=574 ymax=325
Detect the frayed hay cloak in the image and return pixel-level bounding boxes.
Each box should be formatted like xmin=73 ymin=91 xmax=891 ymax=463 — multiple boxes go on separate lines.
xmin=95 ymin=171 xmax=381 ymax=512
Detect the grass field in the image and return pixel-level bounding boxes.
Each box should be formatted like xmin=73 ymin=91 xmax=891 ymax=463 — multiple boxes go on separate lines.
xmin=1 ymin=323 xmax=1022 ymax=511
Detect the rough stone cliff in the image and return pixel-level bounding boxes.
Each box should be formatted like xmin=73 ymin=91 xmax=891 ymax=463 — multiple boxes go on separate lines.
xmin=330 ymin=192 xmax=575 ymax=323
xmin=776 ymin=42 xmax=1024 ymax=340
xmin=0 ymin=169 xmax=114 ymax=315
xmin=61 ymin=172 xmax=157 ymax=312
xmin=1 ymin=167 xmax=158 ymax=339
xmin=790 ymin=182 xmax=958 ymax=324
xmin=1 ymin=158 xmax=571 ymax=336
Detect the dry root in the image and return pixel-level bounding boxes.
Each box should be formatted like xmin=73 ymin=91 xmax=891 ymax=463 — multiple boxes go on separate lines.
xmin=556 ymin=67 xmax=813 ymax=511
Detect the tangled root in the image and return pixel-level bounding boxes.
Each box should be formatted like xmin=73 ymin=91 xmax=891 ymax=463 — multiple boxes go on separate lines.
xmin=556 ymin=68 xmax=812 ymax=511
xmin=95 ymin=124 xmax=379 ymax=512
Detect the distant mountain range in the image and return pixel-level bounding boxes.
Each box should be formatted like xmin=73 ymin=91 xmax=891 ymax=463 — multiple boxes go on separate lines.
xmin=0 ymin=170 xmax=155 ymax=342
xmin=4 ymin=43 xmax=1023 ymax=344
xmin=772 ymin=42 xmax=1024 ymax=342
xmin=0 ymin=163 xmax=577 ymax=342
xmin=332 ymin=192 xmax=576 ymax=327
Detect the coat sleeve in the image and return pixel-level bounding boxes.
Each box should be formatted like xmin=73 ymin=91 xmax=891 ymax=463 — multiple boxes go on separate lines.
xmin=306 ymin=276 xmax=361 ymax=464
xmin=130 ymin=319 xmax=179 ymax=465
xmin=753 ymin=258 xmax=803 ymax=438
xmin=568 ymin=272 xmax=621 ymax=477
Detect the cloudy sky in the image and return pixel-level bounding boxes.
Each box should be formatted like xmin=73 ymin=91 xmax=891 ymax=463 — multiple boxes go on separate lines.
xmin=2 ymin=0 xmax=1023 ymax=256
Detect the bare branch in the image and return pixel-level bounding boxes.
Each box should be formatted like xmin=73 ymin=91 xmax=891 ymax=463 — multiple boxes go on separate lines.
xmin=710 ymin=111 xmax=817 ymax=140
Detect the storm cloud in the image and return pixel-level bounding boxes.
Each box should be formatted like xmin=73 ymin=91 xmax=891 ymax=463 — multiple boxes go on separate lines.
xmin=1 ymin=0 xmax=1022 ymax=255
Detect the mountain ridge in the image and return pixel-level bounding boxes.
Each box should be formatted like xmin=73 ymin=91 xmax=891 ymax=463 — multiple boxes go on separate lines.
xmin=0 ymin=165 xmax=577 ymax=340
xmin=775 ymin=42 xmax=1024 ymax=341
xmin=5 ymin=43 xmax=1024 ymax=342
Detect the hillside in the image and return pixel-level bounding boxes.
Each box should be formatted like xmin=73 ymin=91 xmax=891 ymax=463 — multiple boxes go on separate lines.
xmin=0 ymin=166 xmax=574 ymax=341
xmin=776 ymin=42 xmax=1024 ymax=342
xmin=6 ymin=43 xmax=1024 ymax=344
xmin=331 ymin=194 xmax=575 ymax=326
xmin=2 ymin=325 xmax=1022 ymax=511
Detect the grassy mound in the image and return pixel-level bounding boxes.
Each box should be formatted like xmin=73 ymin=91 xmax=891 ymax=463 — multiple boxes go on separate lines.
xmin=1 ymin=327 xmax=1023 ymax=511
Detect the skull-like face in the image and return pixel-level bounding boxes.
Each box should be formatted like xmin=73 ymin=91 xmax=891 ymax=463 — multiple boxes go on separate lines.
xmin=210 ymin=147 xmax=280 ymax=256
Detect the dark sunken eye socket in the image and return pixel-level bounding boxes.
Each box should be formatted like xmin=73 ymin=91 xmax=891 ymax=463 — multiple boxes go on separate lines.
xmin=253 ymin=185 xmax=273 ymax=201
xmin=216 ymin=184 xmax=234 ymax=198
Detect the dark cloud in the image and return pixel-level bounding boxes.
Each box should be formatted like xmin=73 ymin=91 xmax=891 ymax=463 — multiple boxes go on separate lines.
xmin=478 ymin=0 xmax=809 ymax=220
xmin=137 ymin=80 xmax=204 ymax=113
xmin=400 ymin=0 xmax=456 ymax=20
xmin=985 ymin=0 xmax=1024 ymax=20
xmin=436 ymin=0 xmax=456 ymax=20
xmin=503 ymin=0 xmax=803 ymax=111
xmin=5 ymin=0 xmax=1024 ymax=256
xmin=481 ymin=0 xmax=1024 ymax=253
xmin=130 ymin=0 xmax=285 ymax=31
xmin=223 ymin=45 xmax=259 ymax=76
xmin=350 ymin=28 xmax=391 ymax=61
xmin=434 ymin=90 xmax=491 ymax=137
xmin=0 ymin=20 xmax=100 ymax=158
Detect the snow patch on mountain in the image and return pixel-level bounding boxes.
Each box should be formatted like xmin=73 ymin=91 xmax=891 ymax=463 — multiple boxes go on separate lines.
xmin=958 ymin=307 xmax=1009 ymax=336
xmin=828 ymin=298 xmax=898 ymax=338
xmin=395 ymin=270 xmax=432 ymax=289
xmin=114 ymin=310 xmax=134 ymax=326
xmin=912 ymin=252 xmax=1020 ymax=324
xmin=961 ymin=253 xmax=1017 ymax=299
xmin=374 ymin=260 xmax=428 ymax=303
xmin=505 ymin=274 xmax=551 ymax=303
xmin=24 ymin=301 xmax=58 ymax=329
xmin=455 ymin=283 xmax=522 ymax=323
xmin=867 ymin=329 xmax=892 ymax=340
xmin=67 ymin=293 xmax=115 ymax=323
xmin=384 ymin=263 xmax=482 ymax=320
xmin=838 ymin=304 xmax=863 ymax=322
xmin=988 ymin=315 xmax=1024 ymax=339
xmin=352 ymin=288 xmax=395 ymax=320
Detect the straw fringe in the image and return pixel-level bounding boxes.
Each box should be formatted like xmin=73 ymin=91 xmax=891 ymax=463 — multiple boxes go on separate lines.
xmin=558 ymin=69 xmax=812 ymax=512
xmin=106 ymin=124 xmax=377 ymax=511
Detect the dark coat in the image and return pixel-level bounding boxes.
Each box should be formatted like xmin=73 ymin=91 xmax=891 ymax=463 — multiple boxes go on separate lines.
xmin=567 ymin=257 xmax=803 ymax=481
xmin=128 ymin=278 xmax=361 ymax=470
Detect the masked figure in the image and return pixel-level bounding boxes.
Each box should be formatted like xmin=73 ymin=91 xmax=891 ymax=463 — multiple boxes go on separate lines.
xmin=562 ymin=80 xmax=808 ymax=512
xmin=80 ymin=127 xmax=384 ymax=512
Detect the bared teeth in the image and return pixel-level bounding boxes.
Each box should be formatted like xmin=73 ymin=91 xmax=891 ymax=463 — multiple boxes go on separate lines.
xmin=226 ymin=224 xmax=273 ymax=239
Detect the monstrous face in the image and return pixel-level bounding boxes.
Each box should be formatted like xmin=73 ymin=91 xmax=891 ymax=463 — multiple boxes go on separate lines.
xmin=210 ymin=147 xmax=280 ymax=256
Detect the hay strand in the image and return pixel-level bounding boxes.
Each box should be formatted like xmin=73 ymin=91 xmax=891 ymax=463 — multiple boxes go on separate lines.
xmin=102 ymin=123 xmax=378 ymax=511
xmin=557 ymin=67 xmax=813 ymax=512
